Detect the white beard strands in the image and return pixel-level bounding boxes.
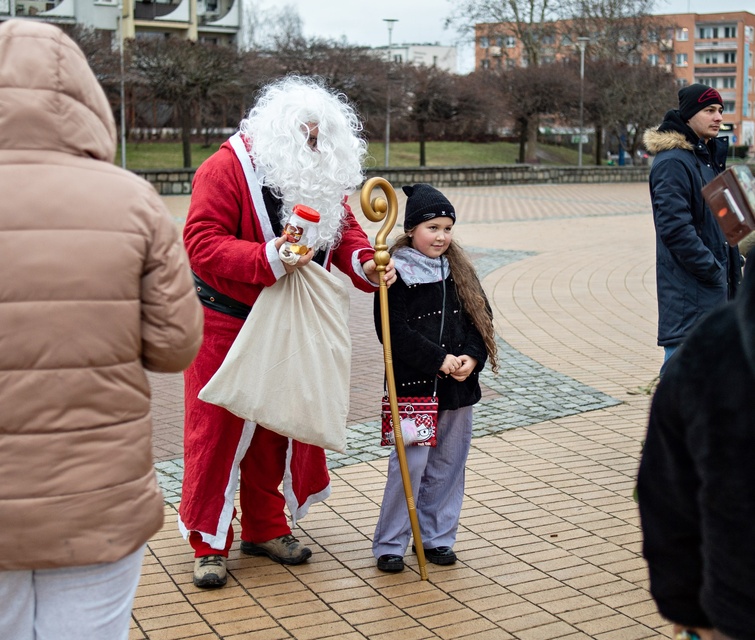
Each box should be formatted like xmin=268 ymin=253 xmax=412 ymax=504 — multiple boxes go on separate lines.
xmin=239 ymin=76 xmax=367 ymax=253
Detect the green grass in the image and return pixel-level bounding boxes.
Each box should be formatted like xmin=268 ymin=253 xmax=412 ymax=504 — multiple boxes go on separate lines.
xmin=116 ymin=140 xmax=583 ymax=170
xmin=115 ymin=142 xmax=222 ymax=170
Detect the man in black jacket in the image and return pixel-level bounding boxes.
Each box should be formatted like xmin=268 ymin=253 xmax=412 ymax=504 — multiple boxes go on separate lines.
xmin=643 ymin=84 xmax=741 ymax=375
xmin=637 ymin=251 xmax=755 ymax=640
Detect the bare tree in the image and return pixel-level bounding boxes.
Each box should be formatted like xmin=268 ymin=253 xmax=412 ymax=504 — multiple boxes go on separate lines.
xmin=129 ymin=38 xmax=243 ymax=167
xmin=241 ymin=2 xmax=304 ymax=50
xmin=447 ymin=0 xmax=567 ymax=67
xmin=587 ymin=59 xmax=676 ymax=162
xmin=499 ymin=63 xmax=573 ymax=163
xmin=563 ymin=0 xmax=673 ymax=63
xmin=402 ymin=66 xmax=456 ymax=166
xmin=65 ymin=25 xmax=124 ymax=131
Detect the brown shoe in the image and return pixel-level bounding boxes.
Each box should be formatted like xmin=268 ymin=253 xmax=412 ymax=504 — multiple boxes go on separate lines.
xmin=193 ymin=554 xmax=227 ymax=588
xmin=240 ymin=534 xmax=312 ymax=565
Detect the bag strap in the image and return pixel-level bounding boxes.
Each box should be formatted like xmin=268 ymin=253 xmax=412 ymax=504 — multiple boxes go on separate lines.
xmin=385 ymin=256 xmax=447 ymax=399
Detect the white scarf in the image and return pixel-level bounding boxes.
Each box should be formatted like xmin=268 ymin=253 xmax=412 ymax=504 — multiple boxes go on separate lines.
xmin=393 ymin=247 xmax=447 ymax=285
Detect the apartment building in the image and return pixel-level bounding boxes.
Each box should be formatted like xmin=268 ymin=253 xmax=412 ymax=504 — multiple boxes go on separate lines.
xmin=475 ymin=11 xmax=755 ymax=146
xmin=372 ymin=43 xmax=458 ymax=74
xmin=0 ymin=0 xmax=242 ymax=46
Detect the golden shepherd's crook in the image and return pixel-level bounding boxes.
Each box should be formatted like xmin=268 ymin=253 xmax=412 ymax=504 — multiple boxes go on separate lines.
xmin=360 ymin=177 xmax=428 ymax=581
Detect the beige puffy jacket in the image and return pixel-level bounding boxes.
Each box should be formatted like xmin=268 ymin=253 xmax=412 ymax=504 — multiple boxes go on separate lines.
xmin=0 ymin=20 xmax=203 ymax=570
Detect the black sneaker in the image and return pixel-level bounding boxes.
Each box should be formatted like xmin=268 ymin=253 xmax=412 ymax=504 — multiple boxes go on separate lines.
xmin=413 ymin=545 xmax=457 ymax=565
xmin=376 ymin=554 xmax=404 ymax=572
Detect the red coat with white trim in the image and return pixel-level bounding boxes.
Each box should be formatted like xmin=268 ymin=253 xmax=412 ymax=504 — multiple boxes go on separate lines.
xmin=180 ymin=140 xmax=375 ymax=537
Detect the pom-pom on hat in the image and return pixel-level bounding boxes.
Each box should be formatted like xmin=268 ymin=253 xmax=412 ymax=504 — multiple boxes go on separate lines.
xmin=402 ymin=184 xmax=456 ymax=231
xmin=678 ymin=83 xmax=723 ymax=122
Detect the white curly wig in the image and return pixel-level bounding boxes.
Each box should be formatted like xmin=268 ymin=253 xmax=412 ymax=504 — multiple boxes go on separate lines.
xmin=239 ymin=75 xmax=367 ymax=250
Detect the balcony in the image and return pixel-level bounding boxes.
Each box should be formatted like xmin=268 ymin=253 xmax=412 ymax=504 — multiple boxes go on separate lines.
xmin=693 ymin=65 xmax=737 ymax=74
xmin=134 ymin=0 xmax=182 ymax=20
xmin=13 ymin=0 xmax=56 ymax=15
xmin=694 ymin=40 xmax=738 ymax=51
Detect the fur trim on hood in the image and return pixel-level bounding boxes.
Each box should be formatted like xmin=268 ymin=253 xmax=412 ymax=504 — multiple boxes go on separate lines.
xmin=643 ymin=109 xmax=696 ymax=155
xmin=643 ymin=128 xmax=693 ymax=155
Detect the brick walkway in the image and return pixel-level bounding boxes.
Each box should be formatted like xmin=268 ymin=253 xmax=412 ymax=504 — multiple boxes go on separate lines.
xmin=132 ymin=182 xmax=669 ymax=640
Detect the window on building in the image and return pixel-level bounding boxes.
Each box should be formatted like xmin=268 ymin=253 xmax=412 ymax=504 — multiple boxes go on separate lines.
xmin=505 ymin=35 xmax=516 ymax=48
xmin=479 ymin=36 xmax=489 ymax=48
xmin=701 ymin=53 xmax=719 ymax=64
xmin=723 ymin=77 xmax=736 ymax=88
xmin=724 ymin=26 xmax=737 ymax=38
xmin=724 ymin=100 xmax=736 ymax=112
xmin=724 ymin=52 xmax=736 ymax=63
xmin=676 ymin=53 xmax=688 ymax=66
xmin=648 ymin=54 xmax=659 ymax=66
xmin=666 ymin=53 xmax=674 ymax=65
xmin=481 ymin=59 xmax=490 ymax=69
xmin=648 ymin=29 xmax=658 ymax=42
xmin=676 ymin=28 xmax=689 ymax=41
xmin=699 ymin=27 xmax=719 ymax=39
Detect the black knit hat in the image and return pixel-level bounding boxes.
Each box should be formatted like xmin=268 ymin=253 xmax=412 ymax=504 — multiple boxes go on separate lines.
xmin=402 ymin=184 xmax=456 ymax=231
xmin=678 ymin=84 xmax=723 ymax=122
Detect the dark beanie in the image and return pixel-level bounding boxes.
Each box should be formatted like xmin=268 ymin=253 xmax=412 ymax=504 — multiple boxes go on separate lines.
xmin=678 ymin=84 xmax=723 ymax=122
xmin=402 ymin=184 xmax=456 ymax=231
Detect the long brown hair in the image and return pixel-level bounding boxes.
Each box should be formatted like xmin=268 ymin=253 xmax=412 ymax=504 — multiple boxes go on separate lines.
xmin=391 ymin=233 xmax=499 ymax=374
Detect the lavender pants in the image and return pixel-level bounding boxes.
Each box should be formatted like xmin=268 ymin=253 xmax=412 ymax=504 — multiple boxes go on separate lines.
xmin=373 ymin=405 xmax=474 ymax=558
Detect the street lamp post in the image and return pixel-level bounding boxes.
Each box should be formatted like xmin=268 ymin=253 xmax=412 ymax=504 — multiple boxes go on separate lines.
xmin=118 ymin=0 xmax=127 ymax=168
xmin=577 ymin=37 xmax=589 ymax=168
xmin=383 ymin=18 xmax=398 ymax=167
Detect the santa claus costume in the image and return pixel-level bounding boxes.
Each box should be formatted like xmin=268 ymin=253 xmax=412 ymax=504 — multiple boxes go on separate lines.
xmin=179 ymin=78 xmax=379 ymax=583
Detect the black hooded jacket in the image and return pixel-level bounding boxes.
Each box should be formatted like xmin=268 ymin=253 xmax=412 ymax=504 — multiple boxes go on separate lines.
xmin=373 ymin=261 xmax=488 ymax=412
xmin=637 ymin=251 xmax=755 ymax=639
xmin=643 ymin=109 xmax=741 ymax=346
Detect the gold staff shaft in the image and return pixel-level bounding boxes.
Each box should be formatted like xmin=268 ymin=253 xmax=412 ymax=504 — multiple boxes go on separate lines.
xmin=361 ymin=177 xmax=428 ymax=581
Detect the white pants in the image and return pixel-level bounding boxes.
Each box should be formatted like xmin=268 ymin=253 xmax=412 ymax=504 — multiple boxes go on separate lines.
xmin=0 ymin=545 xmax=145 ymax=640
xmin=373 ymin=406 xmax=473 ymax=557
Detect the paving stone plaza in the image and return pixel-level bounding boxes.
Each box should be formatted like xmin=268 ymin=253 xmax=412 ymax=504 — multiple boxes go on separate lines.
xmin=134 ymin=181 xmax=670 ymax=640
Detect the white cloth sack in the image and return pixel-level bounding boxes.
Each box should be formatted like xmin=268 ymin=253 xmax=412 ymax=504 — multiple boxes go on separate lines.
xmin=199 ymin=263 xmax=351 ymax=452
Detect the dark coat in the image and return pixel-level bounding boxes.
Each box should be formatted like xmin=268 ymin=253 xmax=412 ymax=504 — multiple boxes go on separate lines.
xmin=637 ymin=250 xmax=755 ymax=639
xmin=374 ymin=268 xmax=488 ymax=412
xmin=643 ymin=109 xmax=741 ymax=347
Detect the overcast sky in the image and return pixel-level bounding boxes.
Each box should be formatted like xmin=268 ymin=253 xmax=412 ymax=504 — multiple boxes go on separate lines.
xmin=283 ymin=0 xmax=753 ymax=49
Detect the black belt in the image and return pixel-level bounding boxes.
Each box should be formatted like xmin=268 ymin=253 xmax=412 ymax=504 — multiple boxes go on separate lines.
xmin=192 ymin=271 xmax=251 ymax=320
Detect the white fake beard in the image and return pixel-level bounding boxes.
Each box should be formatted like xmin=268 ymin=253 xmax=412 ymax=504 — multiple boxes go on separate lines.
xmin=257 ymin=145 xmax=354 ymax=252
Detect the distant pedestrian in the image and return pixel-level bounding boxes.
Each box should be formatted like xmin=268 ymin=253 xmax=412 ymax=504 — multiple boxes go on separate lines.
xmin=0 ymin=19 xmax=203 ymax=640
xmin=372 ymin=184 xmax=498 ymax=572
xmin=643 ymin=84 xmax=741 ymax=375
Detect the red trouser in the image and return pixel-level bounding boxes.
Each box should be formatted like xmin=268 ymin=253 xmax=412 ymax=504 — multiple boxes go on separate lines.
xmin=188 ymin=425 xmax=291 ymax=558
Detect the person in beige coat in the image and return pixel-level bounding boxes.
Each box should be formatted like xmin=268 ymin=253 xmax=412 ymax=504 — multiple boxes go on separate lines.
xmin=0 ymin=19 xmax=203 ymax=640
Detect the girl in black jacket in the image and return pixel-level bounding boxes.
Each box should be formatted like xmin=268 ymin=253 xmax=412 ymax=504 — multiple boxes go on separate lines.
xmin=372 ymin=184 xmax=498 ymax=573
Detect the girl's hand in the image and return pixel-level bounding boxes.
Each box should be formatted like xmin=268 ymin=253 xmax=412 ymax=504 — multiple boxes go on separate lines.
xmin=364 ymin=258 xmax=396 ymax=287
xmin=440 ymin=354 xmax=462 ymax=375
xmin=450 ymin=355 xmax=478 ymax=381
